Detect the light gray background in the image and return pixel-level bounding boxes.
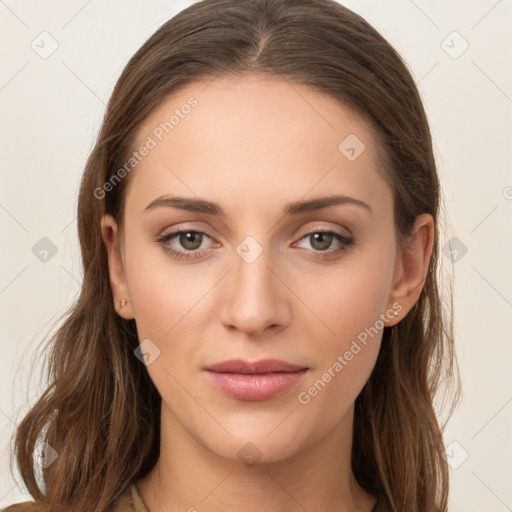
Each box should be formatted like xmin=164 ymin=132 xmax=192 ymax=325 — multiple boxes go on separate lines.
xmin=1 ymin=1 xmax=511 ymax=510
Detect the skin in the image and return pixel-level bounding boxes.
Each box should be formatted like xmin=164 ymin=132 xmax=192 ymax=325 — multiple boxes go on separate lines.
xmin=101 ymin=74 xmax=433 ymax=511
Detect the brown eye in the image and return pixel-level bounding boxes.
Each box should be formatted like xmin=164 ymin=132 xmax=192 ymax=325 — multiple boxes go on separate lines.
xmin=178 ymin=232 xmax=203 ymax=250
xmin=309 ymin=232 xmax=333 ymax=251
xmin=292 ymin=229 xmax=354 ymax=260
xmin=156 ymin=230 xmax=215 ymax=260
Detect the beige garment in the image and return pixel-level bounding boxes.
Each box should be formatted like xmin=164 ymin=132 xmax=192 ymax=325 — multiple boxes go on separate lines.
xmin=112 ymin=484 xmax=150 ymax=512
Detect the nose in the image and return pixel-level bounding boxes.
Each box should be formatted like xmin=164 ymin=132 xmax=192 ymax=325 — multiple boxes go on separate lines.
xmin=219 ymin=241 xmax=291 ymax=337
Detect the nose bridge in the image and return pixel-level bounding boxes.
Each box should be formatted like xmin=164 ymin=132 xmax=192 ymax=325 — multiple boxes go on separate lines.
xmin=220 ymin=234 xmax=288 ymax=334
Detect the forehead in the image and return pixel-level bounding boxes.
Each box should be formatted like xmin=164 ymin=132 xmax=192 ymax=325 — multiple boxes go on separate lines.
xmin=126 ymin=74 xmax=391 ymax=218
xmin=135 ymin=74 xmax=375 ymax=152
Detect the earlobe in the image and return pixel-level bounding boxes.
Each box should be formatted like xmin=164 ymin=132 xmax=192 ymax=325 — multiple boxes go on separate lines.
xmin=385 ymin=213 xmax=434 ymax=327
xmin=100 ymin=214 xmax=135 ymax=320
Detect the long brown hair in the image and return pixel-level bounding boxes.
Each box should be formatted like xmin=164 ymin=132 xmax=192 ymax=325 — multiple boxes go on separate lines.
xmin=7 ymin=1 xmax=460 ymax=510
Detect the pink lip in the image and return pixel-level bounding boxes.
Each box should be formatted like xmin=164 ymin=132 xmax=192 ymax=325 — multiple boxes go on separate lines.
xmin=204 ymin=359 xmax=309 ymax=401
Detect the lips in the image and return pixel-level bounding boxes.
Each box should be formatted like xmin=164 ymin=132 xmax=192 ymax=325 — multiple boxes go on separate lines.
xmin=204 ymin=358 xmax=308 ymax=374
xmin=203 ymin=358 xmax=309 ymax=401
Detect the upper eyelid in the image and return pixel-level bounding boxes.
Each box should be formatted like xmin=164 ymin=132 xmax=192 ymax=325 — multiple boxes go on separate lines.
xmin=158 ymin=226 xmax=351 ymax=247
xmin=159 ymin=219 xmax=352 ymax=237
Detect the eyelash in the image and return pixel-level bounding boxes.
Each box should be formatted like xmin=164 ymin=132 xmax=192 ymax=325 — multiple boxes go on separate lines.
xmin=155 ymin=228 xmax=354 ymax=261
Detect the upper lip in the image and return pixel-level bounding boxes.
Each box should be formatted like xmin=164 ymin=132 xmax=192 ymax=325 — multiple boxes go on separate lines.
xmin=204 ymin=358 xmax=308 ymax=374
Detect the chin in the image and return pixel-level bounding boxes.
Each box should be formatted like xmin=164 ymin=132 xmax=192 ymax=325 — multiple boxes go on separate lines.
xmin=194 ymin=420 xmax=317 ymax=467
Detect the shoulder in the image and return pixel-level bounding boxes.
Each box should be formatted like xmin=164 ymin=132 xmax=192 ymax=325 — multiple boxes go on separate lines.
xmin=1 ymin=485 xmax=146 ymax=512
xmin=0 ymin=502 xmax=47 ymax=512
xmin=111 ymin=483 xmax=149 ymax=512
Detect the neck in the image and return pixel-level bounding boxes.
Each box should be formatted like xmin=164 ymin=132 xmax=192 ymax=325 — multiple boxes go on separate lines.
xmin=136 ymin=402 xmax=377 ymax=512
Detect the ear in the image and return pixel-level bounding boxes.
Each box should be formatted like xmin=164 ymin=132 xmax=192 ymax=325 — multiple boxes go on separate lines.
xmin=385 ymin=213 xmax=434 ymax=326
xmin=100 ymin=214 xmax=135 ymax=320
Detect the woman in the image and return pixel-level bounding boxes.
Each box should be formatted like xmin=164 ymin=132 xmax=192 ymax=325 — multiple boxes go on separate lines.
xmin=4 ymin=0 xmax=460 ymax=511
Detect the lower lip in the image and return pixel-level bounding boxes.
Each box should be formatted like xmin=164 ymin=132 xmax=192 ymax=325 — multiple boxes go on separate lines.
xmin=205 ymin=369 xmax=308 ymax=401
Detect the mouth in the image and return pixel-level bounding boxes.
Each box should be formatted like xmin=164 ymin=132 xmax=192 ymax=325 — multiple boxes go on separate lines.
xmin=203 ymin=358 xmax=309 ymax=401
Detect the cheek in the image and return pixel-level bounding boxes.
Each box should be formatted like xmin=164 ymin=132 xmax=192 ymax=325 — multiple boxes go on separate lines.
xmin=124 ymin=239 xmax=208 ymax=340
xmin=297 ymin=252 xmax=393 ymax=347
xmin=295 ymin=277 xmax=386 ymax=420
xmin=293 ymin=251 xmax=393 ymax=405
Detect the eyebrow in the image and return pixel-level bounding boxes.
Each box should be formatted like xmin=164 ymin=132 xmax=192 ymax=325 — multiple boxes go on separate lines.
xmin=144 ymin=194 xmax=372 ymax=216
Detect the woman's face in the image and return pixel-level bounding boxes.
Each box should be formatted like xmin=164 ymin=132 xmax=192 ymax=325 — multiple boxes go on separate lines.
xmin=103 ymin=74 xmax=411 ymax=464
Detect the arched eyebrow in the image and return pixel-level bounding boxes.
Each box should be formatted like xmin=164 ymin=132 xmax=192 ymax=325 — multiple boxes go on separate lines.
xmin=144 ymin=194 xmax=373 ymax=216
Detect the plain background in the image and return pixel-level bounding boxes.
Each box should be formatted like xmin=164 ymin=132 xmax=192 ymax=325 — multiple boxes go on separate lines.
xmin=1 ymin=1 xmax=511 ymax=510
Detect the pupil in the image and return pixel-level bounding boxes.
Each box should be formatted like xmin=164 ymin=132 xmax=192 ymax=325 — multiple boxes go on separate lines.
xmin=181 ymin=232 xmax=201 ymax=250
xmin=312 ymin=233 xmax=331 ymax=250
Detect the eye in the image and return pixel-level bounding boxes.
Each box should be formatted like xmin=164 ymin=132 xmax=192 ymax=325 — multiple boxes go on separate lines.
xmin=156 ymin=230 xmax=217 ymax=260
xmin=155 ymin=227 xmax=354 ymax=261
xmin=292 ymin=230 xmax=354 ymax=259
